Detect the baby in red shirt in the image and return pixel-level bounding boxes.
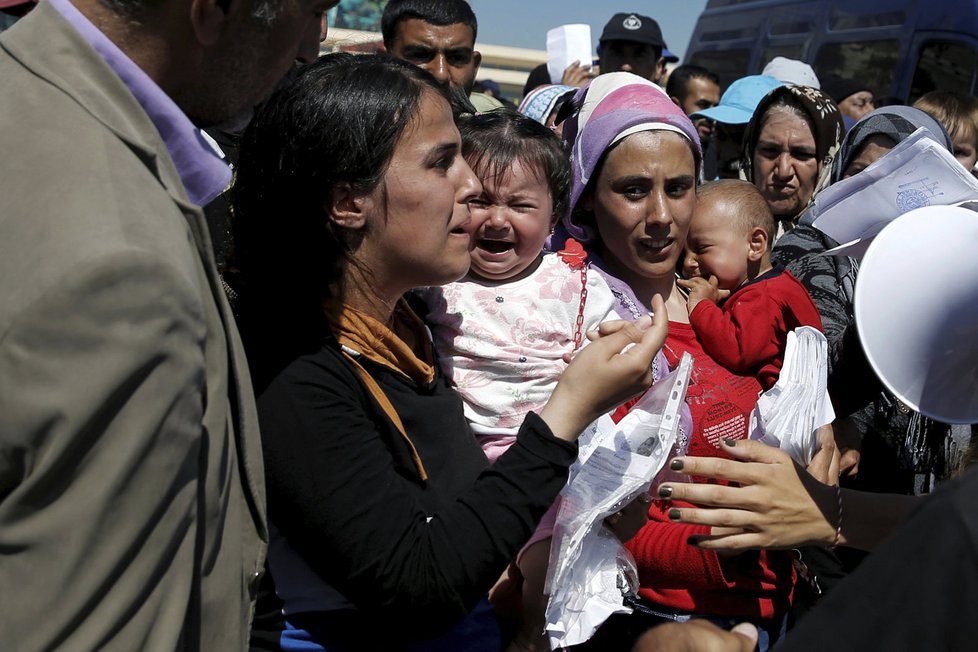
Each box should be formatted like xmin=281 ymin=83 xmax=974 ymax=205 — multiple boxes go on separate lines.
xmin=679 ymin=180 xmax=822 ymax=390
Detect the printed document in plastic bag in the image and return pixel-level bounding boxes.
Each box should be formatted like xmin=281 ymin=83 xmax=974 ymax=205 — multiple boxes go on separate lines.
xmin=544 ymin=353 xmax=693 ymax=649
xmin=749 ymin=327 xmax=834 ymax=465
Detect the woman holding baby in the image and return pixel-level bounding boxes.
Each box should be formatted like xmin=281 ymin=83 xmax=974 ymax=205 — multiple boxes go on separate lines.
xmin=554 ymin=73 xmax=838 ymax=651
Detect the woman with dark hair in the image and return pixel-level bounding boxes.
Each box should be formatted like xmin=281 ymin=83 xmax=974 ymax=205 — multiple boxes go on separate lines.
xmin=741 ymin=85 xmax=845 ymax=240
xmin=229 ymin=53 xmax=666 ymax=652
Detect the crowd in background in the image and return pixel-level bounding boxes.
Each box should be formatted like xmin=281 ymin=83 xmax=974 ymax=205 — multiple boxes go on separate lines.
xmin=2 ymin=1 xmax=978 ymax=651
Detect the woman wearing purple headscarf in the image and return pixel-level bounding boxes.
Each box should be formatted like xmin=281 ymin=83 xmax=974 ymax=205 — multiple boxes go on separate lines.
xmin=555 ymin=73 xmax=834 ymax=652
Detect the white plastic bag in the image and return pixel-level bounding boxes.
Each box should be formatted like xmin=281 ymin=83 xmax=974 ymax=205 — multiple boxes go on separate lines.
xmin=749 ymin=327 xmax=834 ymax=465
xmin=544 ymin=353 xmax=693 ymax=649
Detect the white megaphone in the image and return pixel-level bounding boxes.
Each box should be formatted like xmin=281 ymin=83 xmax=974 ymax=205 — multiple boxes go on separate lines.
xmin=855 ymin=205 xmax=978 ymax=423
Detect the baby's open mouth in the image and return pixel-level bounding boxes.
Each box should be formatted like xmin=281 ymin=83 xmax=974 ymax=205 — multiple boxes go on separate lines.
xmin=477 ymin=239 xmax=514 ymax=254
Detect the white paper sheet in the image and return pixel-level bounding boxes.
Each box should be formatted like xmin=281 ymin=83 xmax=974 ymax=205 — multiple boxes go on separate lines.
xmin=544 ymin=353 xmax=692 ymax=649
xmin=546 ymin=24 xmax=592 ymax=84
xmin=807 ymin=129 xmax=978 ymax=251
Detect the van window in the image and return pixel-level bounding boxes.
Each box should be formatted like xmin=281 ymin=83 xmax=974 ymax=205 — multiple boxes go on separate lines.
xmin=700 ymin=27 xmax=757 ymax=43
xmin=828 ymin=8 xmax=906 ymax=31
xmin=769 ymin=20 xmax=812 ymax=37
xmin=910 ymin=41 xmax=978 ymax=102
xmin=814 ymin=40 xmax=901 ymax=95
xmin=762 ymin=45 xmax=806 ymax=65
xmin=688 ymin=49 xmax=752 ymax=89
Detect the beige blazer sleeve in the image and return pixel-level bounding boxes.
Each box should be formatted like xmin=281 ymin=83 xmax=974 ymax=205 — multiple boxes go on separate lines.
xmin=0 ymin=250 xmax=211 ymax=650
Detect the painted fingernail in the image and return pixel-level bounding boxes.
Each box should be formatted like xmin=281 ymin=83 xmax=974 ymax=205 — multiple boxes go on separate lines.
xmin=669 ymin=459 xmax=684 ymax=471
xmin=687 ymin=535 xmax=705 ymax=546
xmin=723 ymin=438 xmax=737 ymax=447
xmin=668 ymin=508 xmax=682 ymax=521
xmin=658 ymin=485 xmax=673 ymax=499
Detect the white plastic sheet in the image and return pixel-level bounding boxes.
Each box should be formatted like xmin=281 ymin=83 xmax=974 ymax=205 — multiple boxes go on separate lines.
xmin=544 ymin=353 xmax=693 ymax=649
xmin=749 ymin=327 xmax=834 ymax=465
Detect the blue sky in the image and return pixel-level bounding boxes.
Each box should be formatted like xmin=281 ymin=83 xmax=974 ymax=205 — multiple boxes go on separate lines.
xmin=469 ymin=1 xmax=709 ymax=60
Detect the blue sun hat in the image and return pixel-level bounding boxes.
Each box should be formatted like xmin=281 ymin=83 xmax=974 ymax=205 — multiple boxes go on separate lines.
xmin=690 ymin=74 xmax=783 ymax=125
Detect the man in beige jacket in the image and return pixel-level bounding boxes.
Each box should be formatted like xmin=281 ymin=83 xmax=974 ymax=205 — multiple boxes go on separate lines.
xmin=0 ymin=0 xmax=333 ymax=648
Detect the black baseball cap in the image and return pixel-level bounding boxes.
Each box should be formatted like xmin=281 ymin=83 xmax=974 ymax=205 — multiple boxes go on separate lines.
xmin=598 ymin=13 xmax=665 ymax=50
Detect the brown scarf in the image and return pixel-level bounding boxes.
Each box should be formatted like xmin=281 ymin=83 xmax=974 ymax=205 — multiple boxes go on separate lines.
xmin=324 ymin=299 xmax=434 ymax=481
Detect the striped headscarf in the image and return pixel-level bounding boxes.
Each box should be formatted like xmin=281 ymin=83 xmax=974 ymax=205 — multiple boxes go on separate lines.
xmin=518 ymin=84 xmax=577 ymax=125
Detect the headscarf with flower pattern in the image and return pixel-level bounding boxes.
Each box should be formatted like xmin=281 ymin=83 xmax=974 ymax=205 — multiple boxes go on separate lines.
xmin=741 ymin=85 xmax=845 ymax=221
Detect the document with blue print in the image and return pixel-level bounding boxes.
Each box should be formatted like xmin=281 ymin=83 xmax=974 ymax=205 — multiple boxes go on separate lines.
xmin=807 ymin=128 xmax=978 ymax=259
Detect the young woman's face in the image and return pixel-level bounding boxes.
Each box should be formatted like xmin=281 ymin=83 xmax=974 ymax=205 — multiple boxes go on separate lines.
xmin=751 ymin=107 xmax=819 ymax=218
xmin=467 ymin=159 xmax=554 ymax=282
xmin=361 ymin=90 xmax=481 ymax=295
xmin=841 ymin=134 xmax=896 ymax=179
xmin=585 ymin=130 xmax=696 ymax=285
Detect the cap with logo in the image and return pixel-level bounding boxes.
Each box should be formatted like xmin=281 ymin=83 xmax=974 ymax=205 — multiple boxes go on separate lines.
xmin=599 ymin=12 xmax=665 ymax=50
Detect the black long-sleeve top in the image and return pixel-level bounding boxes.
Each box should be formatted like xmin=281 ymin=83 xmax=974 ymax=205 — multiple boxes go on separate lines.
xmin=253 ymin=335 xmax=577 ymax=646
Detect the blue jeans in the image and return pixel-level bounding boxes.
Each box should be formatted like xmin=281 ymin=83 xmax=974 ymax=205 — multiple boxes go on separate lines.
xmin=280 ymin=597 xmax=501 ymax=652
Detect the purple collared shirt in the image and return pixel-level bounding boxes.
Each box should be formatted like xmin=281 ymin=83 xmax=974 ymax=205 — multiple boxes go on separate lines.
xmin=50 ymin=0 xmax=232 ymax=206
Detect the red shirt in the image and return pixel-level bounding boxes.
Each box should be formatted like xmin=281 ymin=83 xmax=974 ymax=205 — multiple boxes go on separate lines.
xmin=689 ymin=267 xmax=823 ymax=391
xmin=623 ymin=321 xmax=795 ymax=621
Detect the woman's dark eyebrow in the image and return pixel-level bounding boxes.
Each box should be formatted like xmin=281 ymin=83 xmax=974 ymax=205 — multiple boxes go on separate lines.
xmin=425 ymin=141 xmax=458 ymax=161
xmin=611 ymin=175 xmax=652 ymax=185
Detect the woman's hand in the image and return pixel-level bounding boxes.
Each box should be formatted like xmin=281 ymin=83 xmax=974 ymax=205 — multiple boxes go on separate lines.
xmin=658 ymin=439 xmax=838 ymax=550
xmin=807 ymin=423 xmax=841 ymax=486
xmin=833 ymin=416 xmax=863 ymax=477
xmin=540 ymin=295 xmax=669 ymax=442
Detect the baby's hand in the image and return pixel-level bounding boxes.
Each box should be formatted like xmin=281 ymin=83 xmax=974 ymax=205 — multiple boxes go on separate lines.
xmin=678 ymin=276 xmax=729 ymax=313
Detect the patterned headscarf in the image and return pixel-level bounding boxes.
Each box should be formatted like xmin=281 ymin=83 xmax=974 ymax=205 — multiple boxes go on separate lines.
xmin=560 ymin=72 xmax=702 ymax=244
xmin=517 ymin=84 xmax=577 ymax=125
xmin=830 ymin=105 xmax=952 ymax=184
xmin=741 ymin=85 xmax=845 ymax=212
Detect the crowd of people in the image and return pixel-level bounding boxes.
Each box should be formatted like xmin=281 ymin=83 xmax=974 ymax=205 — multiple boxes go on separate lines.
xmin=2 ymin=1 xmax=977 ymax=651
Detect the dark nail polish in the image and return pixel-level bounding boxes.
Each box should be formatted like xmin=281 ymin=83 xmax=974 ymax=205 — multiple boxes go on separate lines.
xmin=669 ymin=459 xmax=684 ymax=471
xmin=722 ymin=438 xmax=737 ymax=447
xmin=687 ymin=536 xmax=704 ymax=546
xmin=668 ymin=508 xmax=682 ymax=521
xmin=658 ymin=485 xmax=673 ymax=499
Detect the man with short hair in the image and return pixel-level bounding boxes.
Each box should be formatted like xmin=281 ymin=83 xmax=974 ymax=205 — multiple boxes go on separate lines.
xmin=667 ymin=64 xmax=722 ymax=142
xmin=597 ymin=12 xmax=670 ymax=84
xmin=382 ymin=0 xmax=481 ymax=93
xmin=0 ymin=0 xmax=334 ymax=648
xmin=691 ymin=74 xmax=784 ymax=180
